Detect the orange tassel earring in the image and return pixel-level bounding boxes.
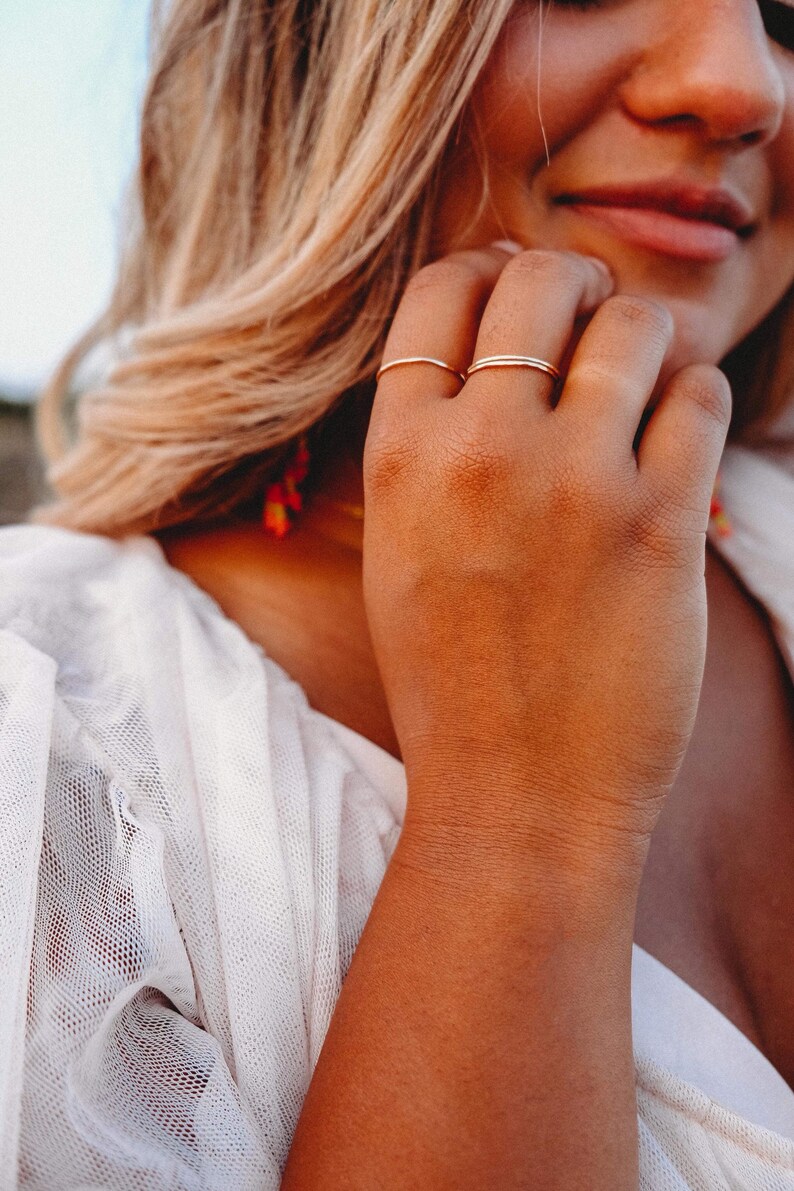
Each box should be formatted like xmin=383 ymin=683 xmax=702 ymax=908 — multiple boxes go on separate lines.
xmin=262 ymin=441 xmax=731 ymax=542
xmin=262 ymin=436 xmax=311 ymax=538
xmin=709 ymin=471 xmax=732 ymax=538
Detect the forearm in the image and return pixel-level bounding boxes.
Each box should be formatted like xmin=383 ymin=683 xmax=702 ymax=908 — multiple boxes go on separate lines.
xmin=282 ymin=806 xmax=643 ymax=1190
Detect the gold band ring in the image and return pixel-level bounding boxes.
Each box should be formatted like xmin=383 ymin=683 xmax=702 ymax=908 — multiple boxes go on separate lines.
xmin=466 ymin=354 xmax=562 ymax=382
xmin=376 ymin=356 xmax=467 ymax=385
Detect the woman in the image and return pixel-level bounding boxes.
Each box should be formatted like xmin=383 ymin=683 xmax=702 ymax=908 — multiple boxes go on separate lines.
xmin=2 ymin=0 xmax=794 ymax=1186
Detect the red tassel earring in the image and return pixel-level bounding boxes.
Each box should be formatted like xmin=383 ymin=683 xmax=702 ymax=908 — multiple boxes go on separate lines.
xmin=261 ymin=440 xmax=730 ymax=541
xmin=709 ymin=471 xmax=732 ymax=538
xmin=262 ymin=436 xmax=311 ymax=538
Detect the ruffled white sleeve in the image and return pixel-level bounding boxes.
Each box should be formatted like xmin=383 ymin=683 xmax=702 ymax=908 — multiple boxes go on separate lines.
xmin=0 ymin=526 xmax=401 ymax=1190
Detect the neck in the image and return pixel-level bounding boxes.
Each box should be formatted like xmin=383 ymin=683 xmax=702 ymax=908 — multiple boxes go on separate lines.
xmin=303 ymin=455 xmax=366 ymax=554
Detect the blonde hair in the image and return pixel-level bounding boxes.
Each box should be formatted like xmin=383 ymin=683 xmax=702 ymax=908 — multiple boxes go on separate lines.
xmin=36 ymin=0 xmax=794 ymax=535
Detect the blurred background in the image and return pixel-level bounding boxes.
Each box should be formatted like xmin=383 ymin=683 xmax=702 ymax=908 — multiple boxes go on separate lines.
xmin=0 ymin=0 xmax=150 ymax=523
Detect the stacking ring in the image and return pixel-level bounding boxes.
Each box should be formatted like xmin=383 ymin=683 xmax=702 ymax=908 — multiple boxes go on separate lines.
xmin=376 ymin=356 xmax=467 ymax=385
xmin=466 ymin=354 xmax=561 ymax=382
xmin=375 ymin=354 xmax=561 ymax=388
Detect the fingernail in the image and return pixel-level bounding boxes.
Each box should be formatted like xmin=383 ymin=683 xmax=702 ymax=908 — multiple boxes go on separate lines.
xmin=490 ymin=239 xmax=523 ymax=255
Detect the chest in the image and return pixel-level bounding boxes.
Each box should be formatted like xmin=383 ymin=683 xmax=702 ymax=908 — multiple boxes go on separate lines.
xmin=165 ymin=528 xmax=794 ymax=1084
xmin=635 ymin=550 xmax=794 ymax=1088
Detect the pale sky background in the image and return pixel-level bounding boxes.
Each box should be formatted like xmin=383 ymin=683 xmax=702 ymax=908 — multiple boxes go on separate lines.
xmin=0 ymin=0 xmax=151 ymax=397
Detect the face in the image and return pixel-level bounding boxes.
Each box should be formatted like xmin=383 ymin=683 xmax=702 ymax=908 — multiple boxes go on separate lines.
xmin=434 ymin=0 xmax=794 ymax=388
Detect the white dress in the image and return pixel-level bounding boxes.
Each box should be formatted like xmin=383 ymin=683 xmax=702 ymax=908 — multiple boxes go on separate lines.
xmin=0 ymin=439 xmax=793 ymax=1189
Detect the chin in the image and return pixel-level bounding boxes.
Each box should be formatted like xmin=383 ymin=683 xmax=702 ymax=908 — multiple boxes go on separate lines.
xmin=672 ymin=306 xmax=732 ymax=368
xmin=625 ymin=283 xmax=732 ymax=372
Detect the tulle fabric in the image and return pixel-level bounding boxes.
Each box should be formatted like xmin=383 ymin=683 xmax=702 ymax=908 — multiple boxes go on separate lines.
xmin=0 ymin=437 xmax=792 ymax=1188
xmin=1 ymin=528 xmax=399 ymax=1187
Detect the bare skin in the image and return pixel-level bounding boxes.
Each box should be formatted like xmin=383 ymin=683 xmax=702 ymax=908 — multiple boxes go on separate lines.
xmin=162 ymin=0 xmax=794 ymax=1184
xmin=162 ymin=452 xmax=794 ymax=1089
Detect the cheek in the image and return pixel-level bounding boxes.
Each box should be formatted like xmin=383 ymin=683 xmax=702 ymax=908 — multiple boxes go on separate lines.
xmin=471 ymin=14 xmax=630 ymax=166
xmin=771 ymin=103 xmax=794 ymax=225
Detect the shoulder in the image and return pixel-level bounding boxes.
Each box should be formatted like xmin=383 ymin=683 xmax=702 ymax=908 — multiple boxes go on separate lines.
xmin=0 ymin=524 xmax=267 ymax=793
xmin=0 ymin=521 xmax=262 ymax=684
xmin=0 ymin=523 xmax=164 ymax=644
xmin=0 ymin=521 xmax=132 ymax=580
xmin=0 ymin=523 xmax=406 ymax=936
xmin=0 ymin=522 xmax=404 ymax=831
xmin=0 ymin=525 xmax=146 ymax=717
xmin=0 ymin=522 xmax=261 ymax=728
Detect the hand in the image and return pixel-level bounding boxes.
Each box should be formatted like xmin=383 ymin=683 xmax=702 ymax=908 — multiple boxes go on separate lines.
xmin=363 ymin=246 xmax=731 ymax=878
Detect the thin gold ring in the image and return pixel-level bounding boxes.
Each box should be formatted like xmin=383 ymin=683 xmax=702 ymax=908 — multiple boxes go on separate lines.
xmin=376 ymin=356 xmax=467 ymax=385
xmin=466 ymin=354 xmax=562 ymax=382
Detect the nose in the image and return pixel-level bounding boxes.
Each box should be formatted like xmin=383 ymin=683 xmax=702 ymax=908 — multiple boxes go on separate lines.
xmin=620 ymin=0 xmax=786 ymax=148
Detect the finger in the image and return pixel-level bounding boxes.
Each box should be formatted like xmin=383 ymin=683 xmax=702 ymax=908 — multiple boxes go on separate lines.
xmin=462 ymin=251 xmax=614 ymax=417
xmin=637 ymin=364 xmax=732 ymax=519
xmin=374 ymin=245 xmax=520 ymax=419
xmin=556 ymin=294 xmax=674 ymax=447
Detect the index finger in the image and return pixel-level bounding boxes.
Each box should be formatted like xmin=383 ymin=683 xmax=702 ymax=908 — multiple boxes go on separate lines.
xmin=373 ymin=244 xmax=518 ymax=413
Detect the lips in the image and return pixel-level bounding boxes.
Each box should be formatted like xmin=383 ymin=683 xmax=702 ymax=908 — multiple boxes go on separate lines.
xmin=555 ymin=182 xmax=757 ymax=263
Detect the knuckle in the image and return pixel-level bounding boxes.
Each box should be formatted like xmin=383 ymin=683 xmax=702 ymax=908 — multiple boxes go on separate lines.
xmin=364 ymin=429 xmax=420 ymax=494
xmin=674 ymin=366 xmax=732 ymax=426
xmin=502 ymin=249 xmax=584 ymax=290
xmin=566 ymin=357 xmax=635 ymax=396
xmin=603 ymin=294 xmax=674 ymax=342
xmin=405 ymin=258 xmax=482 ymax=300
xmin=626 ymin=497 xmax=694 ymax=569
xmin=438 ymin=427 xmax=513 ymax=505
xmin=626 ymin=492 xmax=705 ymax=573
xmin=545 ymin=457 xmax=616 ymax=523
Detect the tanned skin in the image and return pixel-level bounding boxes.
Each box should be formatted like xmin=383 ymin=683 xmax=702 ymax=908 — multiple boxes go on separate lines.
xmin=163 ymin=1 xmax=794 ymax=1185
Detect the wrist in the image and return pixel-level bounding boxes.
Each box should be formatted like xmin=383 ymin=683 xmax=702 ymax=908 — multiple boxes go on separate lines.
xmin=396 ymin=798 xmax=647 ymax=936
